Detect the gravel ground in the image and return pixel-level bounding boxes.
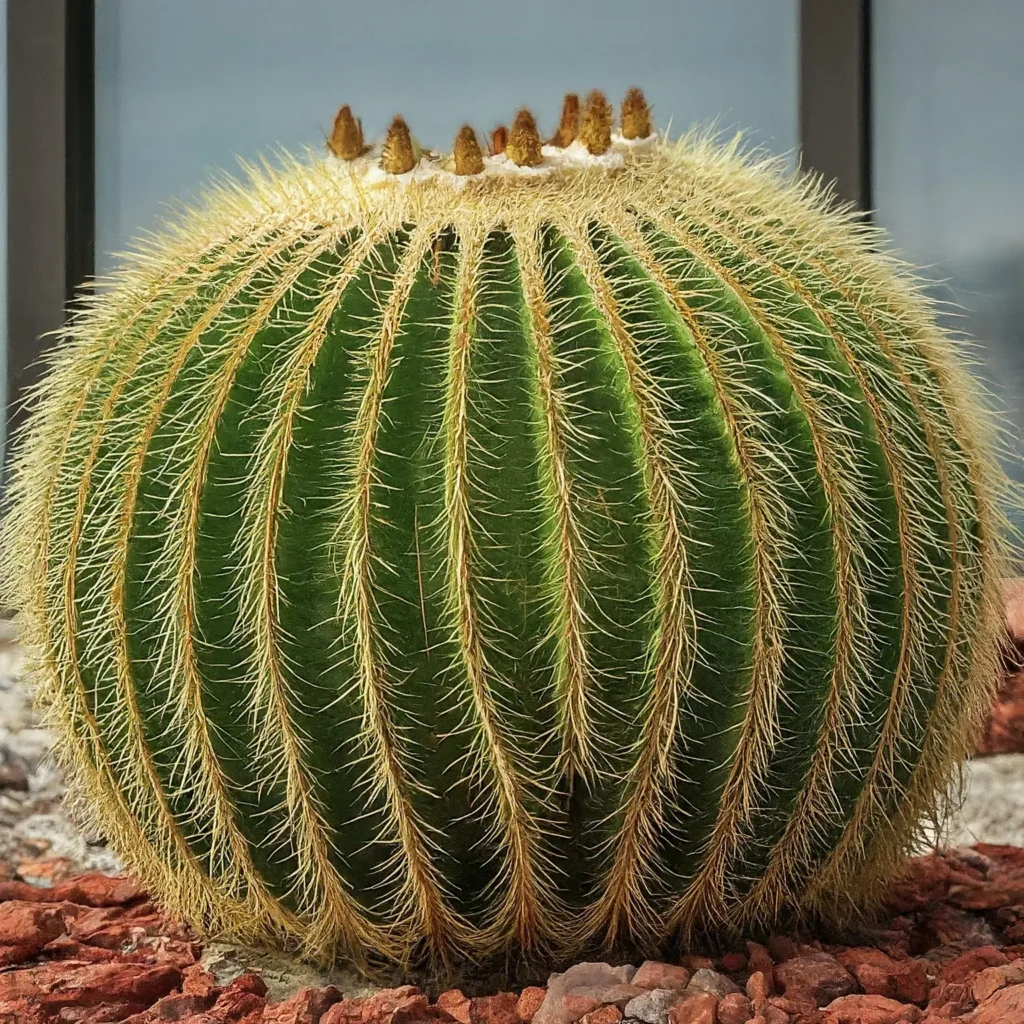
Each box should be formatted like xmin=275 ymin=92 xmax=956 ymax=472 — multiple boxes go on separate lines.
xmin=0 ymin=619 xmax=122 ymax=882
xmin=3 ymin=616 xmax=1024 ymax=1015
xmin=948 ymin=755 xmax=1024 ymax=849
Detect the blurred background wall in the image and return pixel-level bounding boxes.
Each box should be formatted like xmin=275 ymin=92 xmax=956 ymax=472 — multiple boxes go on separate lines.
xmin=873 ymin=0 xmax=1024 ymax=498
xmin=93 ymin=0 xmax=799 ymax=268
xmin=4 ymin=0 xmax=1024 ymax=520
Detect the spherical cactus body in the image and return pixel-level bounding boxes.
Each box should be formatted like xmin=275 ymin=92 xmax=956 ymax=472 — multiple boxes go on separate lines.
xmin=1 ymin=91 xmax=1010 ymax=971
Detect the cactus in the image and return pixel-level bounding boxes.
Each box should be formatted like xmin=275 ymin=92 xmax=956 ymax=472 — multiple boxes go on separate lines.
xmin=0 ymin=88 xmax=1012 ymax=972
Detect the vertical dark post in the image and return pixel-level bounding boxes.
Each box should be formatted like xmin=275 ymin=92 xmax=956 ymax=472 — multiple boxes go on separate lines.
xmin=65 ymin=1 xmax=96 ymax=304
xmin=5 ymin=0 xmax=95 ymax=462
xmin=799 ymin=0 xmax=872 ymax=210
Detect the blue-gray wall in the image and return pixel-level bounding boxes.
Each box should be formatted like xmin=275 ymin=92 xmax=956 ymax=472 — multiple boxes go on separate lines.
xmin=8 ymin=1 xmax=1016 ymax=494
xmin=873 ymin=0 xmax=1024 ymax=482
xmin=94 ymin=0 xmax=799 ymax=266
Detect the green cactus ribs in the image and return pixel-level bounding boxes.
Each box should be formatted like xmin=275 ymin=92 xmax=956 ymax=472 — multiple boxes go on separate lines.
xmin=0 ymin=86 xmax=1011 ymax=973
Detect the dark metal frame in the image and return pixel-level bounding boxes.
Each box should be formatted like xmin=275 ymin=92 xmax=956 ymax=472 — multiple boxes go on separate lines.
xmin=5 ymin=0 xmax=94 ymax=455
xmin=3 ymin=0 xmax=872 ymax=463
xmin=800 ymin=0 xmax=872 ymax=210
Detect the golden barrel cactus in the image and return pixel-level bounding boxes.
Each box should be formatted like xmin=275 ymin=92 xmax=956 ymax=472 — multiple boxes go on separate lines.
xmin=0 ymin=90 xmax=1011 ymax=970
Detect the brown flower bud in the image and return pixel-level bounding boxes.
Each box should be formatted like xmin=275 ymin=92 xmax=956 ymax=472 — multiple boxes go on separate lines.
xmin=621 ymin=87 xmax=652 ymax=140
xmin=548 ymin=93 xmax=580 ymax=148
xmin=579 ymin=90 xmax=613 ymax=155
xmin=490 ymin=125 xmax=508 ymax=156
xmin=381 ymin=116 xmax=416 ymax=175
xmin=327 ymin=105 xmax=366 ymax=160
xmin=506 ymin=109 xmax=543 ymax=168
xmin=453 ymin=125 xmax=484 ymax=176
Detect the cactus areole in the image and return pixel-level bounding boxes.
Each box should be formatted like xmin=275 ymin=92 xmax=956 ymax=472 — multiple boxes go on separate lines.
xmin=2 ymin=89 xmax=1010 ymax=972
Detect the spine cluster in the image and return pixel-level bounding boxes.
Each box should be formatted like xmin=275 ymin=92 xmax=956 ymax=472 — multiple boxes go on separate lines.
xmin=0 ymin=102 xmax=1009 ymax=976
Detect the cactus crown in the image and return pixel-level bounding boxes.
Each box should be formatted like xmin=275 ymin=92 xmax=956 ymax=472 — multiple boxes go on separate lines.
xmin=0 ymin=88 xmax=1012 ymax=976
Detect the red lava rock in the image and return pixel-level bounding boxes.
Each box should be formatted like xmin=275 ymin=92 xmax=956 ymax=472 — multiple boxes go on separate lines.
xmin=0 ymin=879 xmax=52 ymax=902
xmin=667 ymin=992 xmax=717 ymax=1024
xmin=884 ymin=858 xmax=953 ymax=914
xmin=533 ymin=964 xmax=640 ymax=1024
xmin=716 ymin=991 xmax=752 ymax=1024
xmin=973 ymin=981 xmax=1024 ymax=1023
xmin=767 ymin=936 xmax=800 ymax=963
xmin=938 ymin=944 xmax=1007 ymax=985
xmin=0 ymin=961 xmax=182 ymax=1011
xmin=917 ymin=902 xmax=998 ymax=950
xmin=50 ymin=874 xmax=148 ymax=907
xmin=836 ymin=948 xmax=931 ymax=1005
xmin=746 ymin=942 xmax=773 ymax=972
xmin=263 ymin=985 xmax=343 ymax=1023
xmin=227 ymin=973 xmax=269 ymax=998
xmin=561 ymin=995 xmax=603 ymax=1021
xmin=184 ymin=974 xmax=270 ymax=1024
xmin=981 ymin=670 xmax=1024 ymax=754
xmin=0 ymin=1000 xmax=47 ymax=1024
xmin=775 ymin=951 xmax=856 ymax=1008
xmin=471 ymin=993 xmax=519 ymax=1024
xmin=65 ymin=903 xmax=184 ymax=954
xmin=517 ymin=987 xmax=547 ymax=1023
xmin=718 ymin=952 xmax=746 ymax=973
xmin=120 ymin=991 xmax=217 ymax=1021
xmin=579 ymin=1006 xmax=622 ymax=1024
xmin=15 ymin=844 xmax=1024 ymax=1024
xmin=924 ymin=986 xmax=973 ymax=1019
xmin=0 ymin=900 xmax=65 ymax=965
xmin=747 ymin=971 xmax=770 ymax=1008
xmin=823 ymin=993 xmax=922 ymax=1023
xmin=323 ymin=987 xmax=425 ymax=1024
xmin=982 ymin=581 xmax=1024 ymax=752
xmin=81 ymin=1004 xmax=151 ymax=1022
xmin=208 ymin=994 xmax=268 ymax=1022
xmin=770 ymin=993 xmax=818 ymax=1017
xmin=437 ymin=988 xmax=473 ymax=1024
xmin=0 ymin=874 xmax=147 ymax=908
xmin=948 ymin=882 xmax=1022 ymax=911
xmin=17 ymin=855 xmax=77 ymax=884
xmin=632 ymin=961 xmax=691 ymax=991
xmin=971 ymin=960 xmax=1024 ymax=1002
xmin=678 ymin=956 xmax=715 ymax=972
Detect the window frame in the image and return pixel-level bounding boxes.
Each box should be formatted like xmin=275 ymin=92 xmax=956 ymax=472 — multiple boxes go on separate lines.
xmin=5 ymin=0 xmax=94 ymax=457
xmin=3 ymin=0 xmax=870 ymax=467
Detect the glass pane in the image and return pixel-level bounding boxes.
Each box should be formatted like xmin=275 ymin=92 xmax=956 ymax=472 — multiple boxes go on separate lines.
xmin=872 ymin=0 xmax=1024 ymax=503
xmin=95 ymin=0 xmax=797 ymax=269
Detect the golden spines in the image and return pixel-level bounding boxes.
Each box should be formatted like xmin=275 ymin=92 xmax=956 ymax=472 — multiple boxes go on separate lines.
xmin=620 ymin=87 xmax=652 ymax=140
xmin=381 ymin=116 xmax=417 ymax=175
xmin=548 ymin=93 xmax=580 ymax=148
xmin=579 ymin=90 xmax=613 ymax=155
xmin=453 ymin=125 xmax=484 ymax=176
xmin=506 ymin=109 xmax=543 ymax=167
xmin=327 ymin=105 xmax=367 ymax=160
